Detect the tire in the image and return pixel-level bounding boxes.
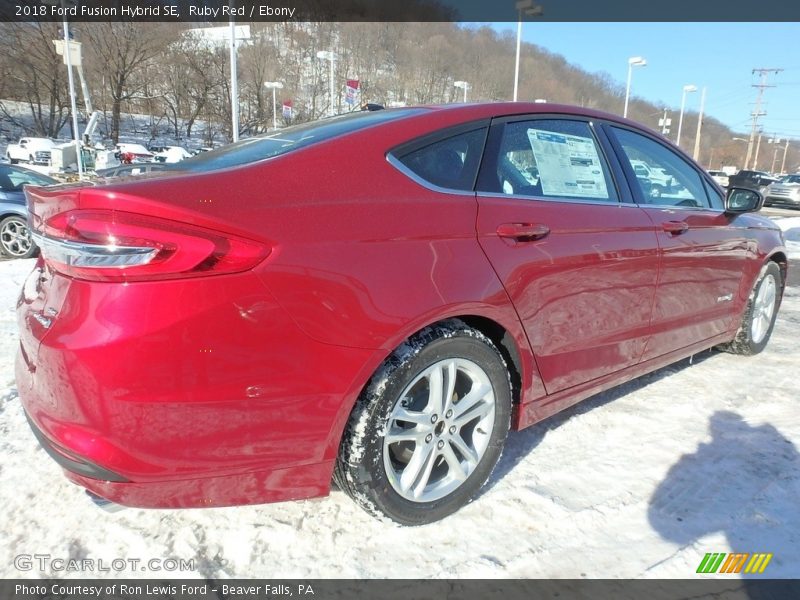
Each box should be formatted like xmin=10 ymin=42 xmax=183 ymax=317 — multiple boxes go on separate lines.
xmin=0 ymin=215 xmax=37 ymax=259
xmin=719 ymin=261 xmax=782 ymax=355
xmin=334 ymin=319 xmax=512 ymax=525
xmin=7 ymin=153 xmax=19 ymax=165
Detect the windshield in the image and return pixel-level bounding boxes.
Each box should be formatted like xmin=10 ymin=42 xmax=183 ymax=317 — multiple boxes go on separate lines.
xmin=166 ymin=108 xmax=424 ymax=174
xmin=0 ymin=165 xmax=57 ymax=190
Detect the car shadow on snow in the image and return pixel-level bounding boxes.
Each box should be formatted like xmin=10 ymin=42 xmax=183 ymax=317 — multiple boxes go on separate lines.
xmin=483 ymin=349 xmax=719 ymax=493
xmin=648 ymin=410 xmax=800 ymax=580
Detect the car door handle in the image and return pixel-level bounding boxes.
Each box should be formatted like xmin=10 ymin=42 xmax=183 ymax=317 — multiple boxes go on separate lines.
xmin=662 ymin=221 xmax=689 ymax=235
xmin=496 ymin=223 xmax=550 ymax=242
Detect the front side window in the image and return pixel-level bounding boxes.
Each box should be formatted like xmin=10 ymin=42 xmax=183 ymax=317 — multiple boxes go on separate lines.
xmin=479 ymin=119 xmax=618 ymax=203
xmin=611 ymin=127 xmax=713 ymax=209
xmin=703 ymin=179 xmax=725 ymax=210
xmin=394 ymin=127 xmax=487 ymax=191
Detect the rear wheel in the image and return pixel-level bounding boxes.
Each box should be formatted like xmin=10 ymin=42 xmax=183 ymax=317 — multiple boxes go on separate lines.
xmin=719 ymin=262 xmax=782 ymax=355
xmin=0 ymin=215 xmax=37 ymax=259
xmin=334 ymin=320 xmax=512 ymax=525
xmin=7 ymin=153 xmax=18 ymax=165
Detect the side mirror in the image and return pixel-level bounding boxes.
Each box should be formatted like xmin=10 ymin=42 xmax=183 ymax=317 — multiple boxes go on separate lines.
xmin=725 ymin=187 xmax=763 ymax=214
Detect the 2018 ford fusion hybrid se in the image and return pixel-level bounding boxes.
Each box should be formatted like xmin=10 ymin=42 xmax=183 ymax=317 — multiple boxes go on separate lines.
xmin=17 ymin=103 xmax=787 ymax=525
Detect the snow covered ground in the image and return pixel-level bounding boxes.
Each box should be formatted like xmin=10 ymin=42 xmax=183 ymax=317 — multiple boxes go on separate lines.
xmin=0 ymin=255 xmax=797 ymax=580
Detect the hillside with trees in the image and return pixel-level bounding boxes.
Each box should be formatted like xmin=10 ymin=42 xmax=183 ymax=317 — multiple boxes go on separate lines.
xmin=0 ymin=21 xmax=796 ymax=171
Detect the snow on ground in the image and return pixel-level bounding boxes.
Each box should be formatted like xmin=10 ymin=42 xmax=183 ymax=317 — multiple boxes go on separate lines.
xmin=0 ymin=256 xmax=798 ymax=579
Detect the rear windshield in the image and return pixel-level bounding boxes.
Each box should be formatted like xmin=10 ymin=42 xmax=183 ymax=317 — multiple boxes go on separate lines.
xmin=167 ymin=108 xmax=424 ymax=173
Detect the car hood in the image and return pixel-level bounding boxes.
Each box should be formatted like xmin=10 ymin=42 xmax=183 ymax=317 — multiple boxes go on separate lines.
xmin=741 ymin=212 xmax=782 ymax=230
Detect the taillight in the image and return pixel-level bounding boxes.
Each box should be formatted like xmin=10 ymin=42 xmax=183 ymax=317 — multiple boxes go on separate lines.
xmin=33 ymin=210 xmax=269 ymax=282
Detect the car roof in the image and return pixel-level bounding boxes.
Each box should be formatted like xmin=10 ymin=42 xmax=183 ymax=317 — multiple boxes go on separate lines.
xmin=376 ymin=102 xmax=670 ymax=144
xmin=423 ymin=101 xmax=645 ymax=124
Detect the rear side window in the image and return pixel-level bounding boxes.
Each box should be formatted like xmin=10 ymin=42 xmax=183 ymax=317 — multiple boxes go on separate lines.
xmin=168 ymin=108 xmax=424 ymax=173
xmin=478 ymin=119 xmax=618 ymax=203
xmin=393 ymin=128 xmax=488 ymax=191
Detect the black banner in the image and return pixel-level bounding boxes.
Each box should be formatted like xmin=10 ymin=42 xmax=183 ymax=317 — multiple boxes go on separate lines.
xmin=2 ymin=579 xmax=800 ymax=600
xmin=2 ymin=0 xmax=800 ymax=22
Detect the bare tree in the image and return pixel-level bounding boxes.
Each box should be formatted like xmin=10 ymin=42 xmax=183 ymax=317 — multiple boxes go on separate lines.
xmin=0 ymin=22 xmax=71 ymax=137
xmin=83 ymin=22 xmax=174 ymax=143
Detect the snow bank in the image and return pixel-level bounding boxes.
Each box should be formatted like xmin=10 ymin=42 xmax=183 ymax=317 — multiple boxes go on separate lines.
xmin=0 ymin=257 xmax=798 ymax=579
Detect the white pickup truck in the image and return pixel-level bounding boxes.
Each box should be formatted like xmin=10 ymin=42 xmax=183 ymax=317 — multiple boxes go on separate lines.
xmin=6 ymin=137 xmax=58 ymax=165
xmin=629 ymin=159 xmax=675 ymax=198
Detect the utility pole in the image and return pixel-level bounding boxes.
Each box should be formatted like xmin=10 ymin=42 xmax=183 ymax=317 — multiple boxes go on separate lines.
xmin=229 ymin=17 xmax=239 ymax=142
xmin=770 ymin=137 xmax=781 ymax=173
xmin=781 ymin=140 xmax=790 ymax=174
xmin=692 ymin=87 xmax=706 ymax=161
xmin=744 ymin=68 xmax=782 ymax=169
xmin=753 ymin=128 xmax=764 ymax=170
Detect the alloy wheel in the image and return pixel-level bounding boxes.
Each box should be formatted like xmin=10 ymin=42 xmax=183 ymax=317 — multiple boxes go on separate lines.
xmin=383 ymin=358 xmax=496 ymax=502
xmin=751 ymin=273 xmax=777 ymax=344
xmin=0 ymin=217 xmax=33 ymax=258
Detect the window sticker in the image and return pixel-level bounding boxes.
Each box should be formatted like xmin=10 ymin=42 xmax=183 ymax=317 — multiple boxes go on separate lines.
xmin=526 ymin=129 xmax=609 ymax=199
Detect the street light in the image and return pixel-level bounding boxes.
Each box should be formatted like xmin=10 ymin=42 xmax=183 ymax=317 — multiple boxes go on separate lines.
xmin=42 ymin=0 xmax=82 ymax=178
xmin=513 ymin=0 xmax=544 ymax=102
xmin=316 ymin=50 xmax=337 ymax=117
xmin=732 ymin=137 xmax=748 ymax=168
xmin=676 ymin=84 xmax=697 ymax=148
xmin=454 ymin=80 xmax=470 ymax=103
xmin=623 ymin=56 xmax=646 ymax=118
xmin=263 ymin=81 xmax=284 ymax=130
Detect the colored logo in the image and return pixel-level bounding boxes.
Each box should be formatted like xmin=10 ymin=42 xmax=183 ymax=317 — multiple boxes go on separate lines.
xmin=697 ymin=552 xmax=773 ymax=574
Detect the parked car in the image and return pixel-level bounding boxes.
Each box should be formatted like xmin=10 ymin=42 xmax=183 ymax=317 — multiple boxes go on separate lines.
xmin=0 ymin=164 xmax=56 ymax=258
xmin=18 ymin=103 xmax=787 ymax=525
xmin=114 ymin=143 xmax=154 ymax=164
xmin=153 ymin=146 xmax=192 ymax=163
xmin=6 ymin=137 xmax=58 ymax=165
xmin=764 ymin=173 xmax=800 ymax=208
xmin=727 ymin=169 xmax=779 ymax=193
xmin=707 ymin=169 xmax=730 ymax=188
xmin=94 ymin=163 xmax=166 ymax=178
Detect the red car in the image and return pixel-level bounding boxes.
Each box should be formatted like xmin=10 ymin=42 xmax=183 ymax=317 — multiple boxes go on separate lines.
xmin=17 ymin=103 xmax=787 ymax=525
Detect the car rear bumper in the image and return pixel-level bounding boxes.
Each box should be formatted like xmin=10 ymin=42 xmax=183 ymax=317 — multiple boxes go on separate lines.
xmin=16 ymin=267 xmax=377 ymax=508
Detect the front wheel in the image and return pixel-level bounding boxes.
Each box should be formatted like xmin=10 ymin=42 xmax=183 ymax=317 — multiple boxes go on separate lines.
xmin=334 ymin=320 xmax=512 ymax=525
xmin=0 ymin=215 xmax=37 ymax=259
xmin=719 ymin=261 xmax=782 ymax=355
